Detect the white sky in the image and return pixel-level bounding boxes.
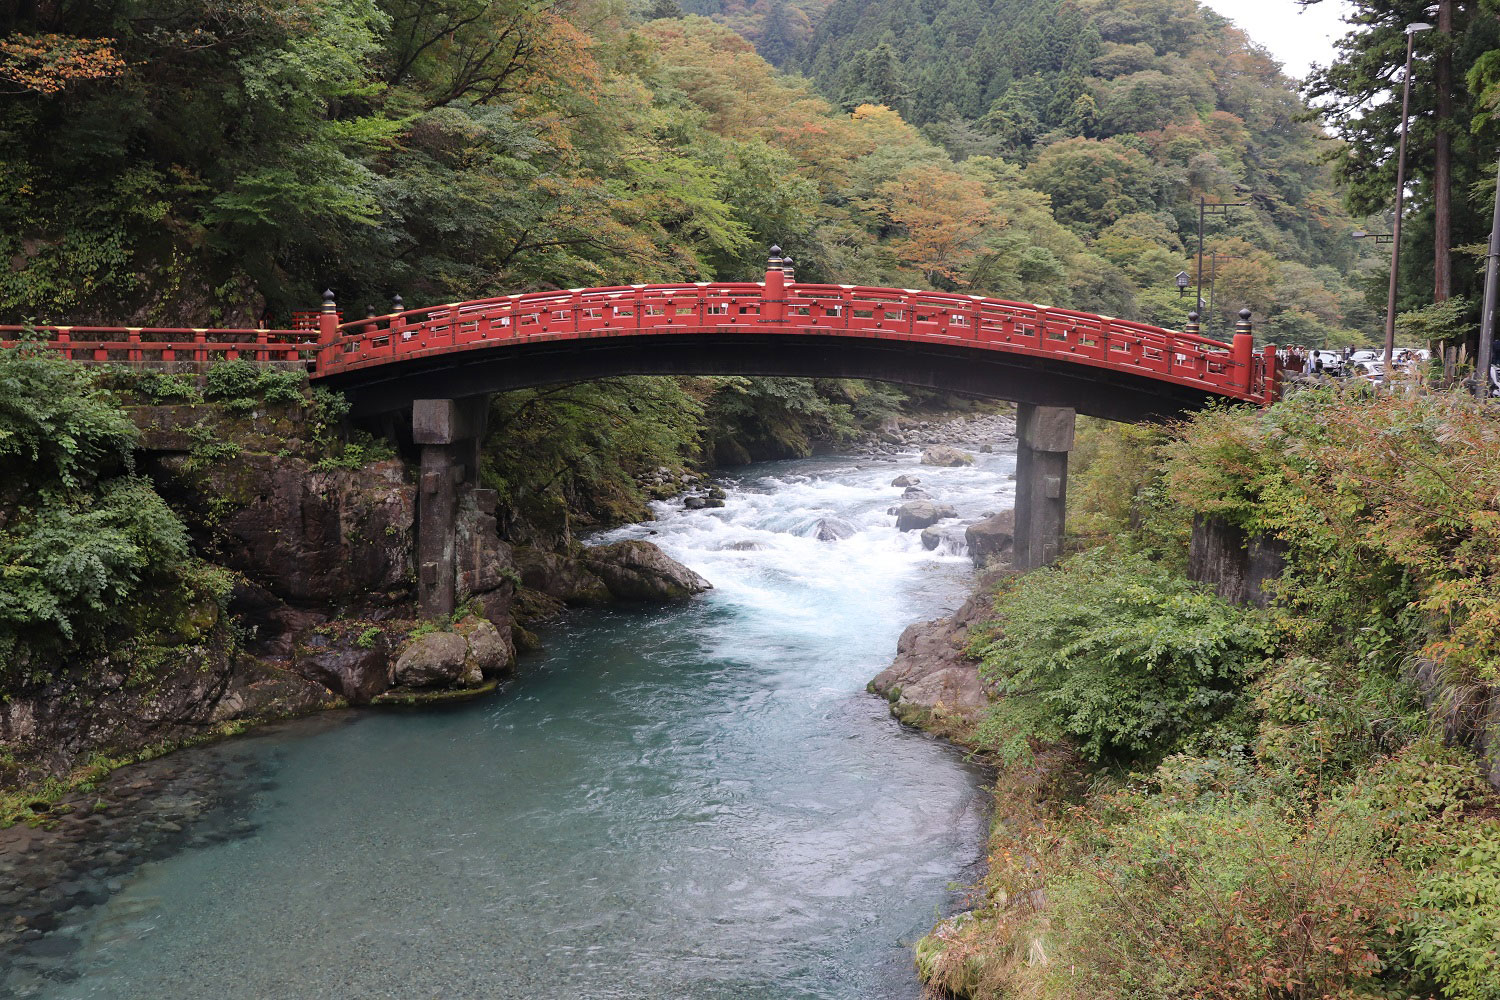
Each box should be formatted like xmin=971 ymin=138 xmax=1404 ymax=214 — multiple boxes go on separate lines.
xmin=1201 ymin=0 xmax=1357 ymax=79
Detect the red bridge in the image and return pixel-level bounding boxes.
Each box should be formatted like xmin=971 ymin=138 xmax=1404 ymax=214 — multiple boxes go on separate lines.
xmin=3 ymin=260 xmax=1274 ymax=423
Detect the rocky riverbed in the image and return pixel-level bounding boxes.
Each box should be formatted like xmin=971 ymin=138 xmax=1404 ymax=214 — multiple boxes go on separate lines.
xmin=0 ymin=721 xmax=337 ymax=992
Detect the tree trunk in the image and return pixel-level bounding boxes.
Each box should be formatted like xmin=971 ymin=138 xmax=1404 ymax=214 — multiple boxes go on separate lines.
xmin=1435 ymin=0 xmax=1455 ymax=302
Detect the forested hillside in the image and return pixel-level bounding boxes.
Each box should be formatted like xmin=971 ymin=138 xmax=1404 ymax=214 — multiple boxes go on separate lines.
xmin=3 ymin=0 xmax=1373 ymax=346
xmin=710 ymin=0 xmax=1383 ymax=344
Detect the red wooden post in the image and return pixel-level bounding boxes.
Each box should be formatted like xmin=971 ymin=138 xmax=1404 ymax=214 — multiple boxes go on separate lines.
xmin=762 ymin=246 xmax=786 ymax=323
xmin=128 ymin=328 xmax=142 ymax=364
xmin=318 ymin=289 xmax=339 ymax=373
xmin=1232 ymin=308 xmax=1255 ymax=394
xmin=56 ymin=326 xmax=70 ymax=361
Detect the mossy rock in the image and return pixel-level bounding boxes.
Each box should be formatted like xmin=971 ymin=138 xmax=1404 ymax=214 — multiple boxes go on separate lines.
xmin=372 ymin=678 xmax=500 ymax=707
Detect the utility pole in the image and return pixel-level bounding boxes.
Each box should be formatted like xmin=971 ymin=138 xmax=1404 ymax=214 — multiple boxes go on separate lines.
xmin=1478 ymin=153 xmax=1500 ymax=399
xmin=1196 ymin=197 xmax=1247 ymax=324
xmin=1435 ymin=0 xmax=1455 ymax=304
xmin=1385 ymin=22 xmax=1433 ymax=375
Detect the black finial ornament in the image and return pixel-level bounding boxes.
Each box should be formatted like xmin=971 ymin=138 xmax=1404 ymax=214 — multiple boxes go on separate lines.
xmin=1188 ymin=311 xmax=1200 ymax=324
xmin=391 ymin=293 xmax=404 ymax=313
xmin=322 ymin=288 xmax=336 ymax=310
xmin=782 ymin=254 xmax=795 ymax=281
xmin=1239 ymin=308 xmax=1253 ymax=322
xmin=366 ymin=305 xmax=377 ymax=318
xmin=769 ymin=245 xmax=782 ymax=256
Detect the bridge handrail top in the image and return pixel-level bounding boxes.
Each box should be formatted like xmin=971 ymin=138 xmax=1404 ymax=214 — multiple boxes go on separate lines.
xmin=324 ymin=283 xmax=1246 ymax=356
xmin=336 ymin=282 xmax=775 ymax=331
xmin=1 ymin=324 xmax=312 ymax=337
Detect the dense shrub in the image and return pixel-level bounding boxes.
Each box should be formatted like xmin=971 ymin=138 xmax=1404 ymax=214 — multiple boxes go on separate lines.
xmin=0 ymin=344 xmax=139 ymax=491
xmin=0 ymin=479 xmax=190 ymax=676
xmin=1167 ymin=386 xmax=1500 ymax=684
xmin=1254 ymin=654 xmax=1429 ymax=799
xmin=0 ymin=347 xmax=197 ymax=679
xmin=935 ymin=387 xmax=1500 ymax=1000
xmin=972 ymin=549 xmax=1273 ymax=763
xmin=1411 ymin=822 xmax=1500 ymax=1000
xmin=1066 ymin=416 xmax=1184 ymax=563
xmin=1040 ymin=776 xmax=1415 ymax=1000
xmin=203 ymin=360 xmax=307 ymax=411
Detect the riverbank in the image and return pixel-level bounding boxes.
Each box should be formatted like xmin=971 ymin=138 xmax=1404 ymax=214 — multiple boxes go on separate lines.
xmin=894 ymin=390 xmax=1500 ymax=1000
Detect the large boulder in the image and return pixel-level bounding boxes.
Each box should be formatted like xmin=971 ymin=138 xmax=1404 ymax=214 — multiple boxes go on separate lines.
xmin=393 ymin=632 xmax=473 ymax=688
xmin=895 ymin=500 xmax=957 ymax=532
xmin=920 ymin=446 xmax=975 ymax=467
xmin=895 ymin=667 xmax=990 ymax=720
xmin=583 ymin=540 xmax=712 ymax=601
xmin=460 ymin=617 xmax=515 ymax=678
xmin=965 ymin=509 xmax=1016 ymax=568
xmin=514 ymin=547 xmax=612 ymax=605
xmin=293 ymin=631 xmax=392 ymax=705
xmin=891 ymin=474 xmax=921 ymax=487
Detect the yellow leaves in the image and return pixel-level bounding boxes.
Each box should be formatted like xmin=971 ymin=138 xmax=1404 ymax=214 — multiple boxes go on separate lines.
xmin=877 ymin=165 xmax=993 ymax=284
xmin=0 ymin=34 xmax=125 ymax=95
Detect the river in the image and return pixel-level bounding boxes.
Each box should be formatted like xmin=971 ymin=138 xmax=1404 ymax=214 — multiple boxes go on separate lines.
xmin=4 ymin=447 xmax=1014 ymax=1000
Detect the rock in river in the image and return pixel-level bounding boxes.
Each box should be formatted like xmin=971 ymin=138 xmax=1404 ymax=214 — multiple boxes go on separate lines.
xmin=965 ymin=510 xmax=1015 ymax=568
xmin=920 ymin=446 xmax=975 ymax=467
xmin=514 ymin=548 xmax=612 ymax=606
xmin=294 ymin=631 xmax=391 ymax=705
xmin=583 ymin=540 xmax=712 ymax=601
xmin=810 ymin=517 xmax=855 ymax=541
xmin=894 ymin=500 xmax=957 ymax=532
xmin=393 ymin=632 xmax=473 ymax=689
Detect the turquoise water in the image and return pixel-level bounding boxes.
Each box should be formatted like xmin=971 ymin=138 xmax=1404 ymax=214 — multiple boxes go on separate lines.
xmin=14 ymin=451 xmax=1013 ymax=999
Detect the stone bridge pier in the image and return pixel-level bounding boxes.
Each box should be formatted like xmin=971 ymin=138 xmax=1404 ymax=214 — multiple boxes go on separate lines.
xmin=1012 ymin=403 xmax=1075 ymax=571
xmin=413 ymin=397 xmax=491 ymax=617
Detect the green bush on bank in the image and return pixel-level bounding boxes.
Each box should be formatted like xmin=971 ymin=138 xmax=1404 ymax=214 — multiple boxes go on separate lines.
xmin=1167 ymin=386 xmax=1500 ymax=685
xmin=1411 ymin=822 xmax=1500 ymax=1000
xmin=0 ymin=347 xmax=204 ymax=680
xmin=971 ymin=549 xmax=1272 ymax=764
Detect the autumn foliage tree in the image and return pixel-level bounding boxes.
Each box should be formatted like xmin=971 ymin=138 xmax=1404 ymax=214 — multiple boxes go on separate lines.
xmin=0 ymin=33 xmax=122 ymax=94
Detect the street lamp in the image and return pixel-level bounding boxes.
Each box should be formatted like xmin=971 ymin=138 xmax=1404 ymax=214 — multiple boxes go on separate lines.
xmin=1384 ymin=21 xmax=1434 ymax=376
xmin=1175 ymin=271 xmax=1191 ymax=297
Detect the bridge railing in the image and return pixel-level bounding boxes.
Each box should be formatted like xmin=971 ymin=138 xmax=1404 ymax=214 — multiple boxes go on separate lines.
xmin=323 ymin=282 xmax=1272 ymax=403
xmin=0 ymin=325 xmax=319 ymax=366
xmin=2 ymin=281 xmax=1276 ymax=404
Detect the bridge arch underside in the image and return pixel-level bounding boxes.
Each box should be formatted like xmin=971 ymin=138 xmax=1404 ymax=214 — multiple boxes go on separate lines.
xmin=323 ymin=332 xmax=1226 ymax=423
